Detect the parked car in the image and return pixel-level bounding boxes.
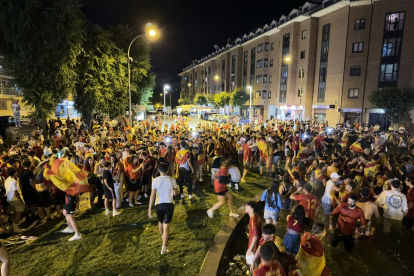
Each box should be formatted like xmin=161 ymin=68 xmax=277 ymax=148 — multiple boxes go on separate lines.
xmin=203 ymin=112 xmax=217 ymax=120
xmin=218 ymin=115 xmax=231 ymax=123
xmin=208 ymin=114 xmax=219 ymax=122
xmin=181 ymin=110 xmax=189 ymax=117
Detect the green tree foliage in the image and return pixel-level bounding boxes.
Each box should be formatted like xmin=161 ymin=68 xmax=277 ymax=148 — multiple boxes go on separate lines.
xmin=0 ymin=0 xmax=85 ymax=120
xmin=368 ymin=87 xmax=414 ymax=124
xmin=194 ymin=94 xmax=208 ymax=105
xmin=207 ymin=94 xmax=216 ymax=106
xmin=214 ymin=92 xmax=231 ymax=108
xmin=178 ymin=94 xmax=193 ymax=105
xmin=231 ymin=88 xmax=249 ymax=110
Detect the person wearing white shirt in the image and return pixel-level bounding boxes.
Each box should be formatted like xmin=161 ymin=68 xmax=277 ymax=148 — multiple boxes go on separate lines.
xmin=11 ymin=99 xmax=21 ymax=127
xmin=4 ymin=167 xmax=25 ymax=232
xmin=376 ymin=180 xmax=408 ymax=233
xmin=228 ymin=165 xmax=241 ymax=190
xmin=148 ymin=163 xmax=179 ymax=255
xmin=43 ymin=143 xmax=52 ymax=157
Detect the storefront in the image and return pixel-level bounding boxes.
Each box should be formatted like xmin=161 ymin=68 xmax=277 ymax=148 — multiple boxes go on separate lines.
xmin=341 ymin=108 xmax=362 ymax=126
xmin=279 ymin=105 xmax=304 ymax=121
xmin=366 ymin=108 xmax=390 ymax=130
xmin=312 ymin=105 xmax=335 ymax=124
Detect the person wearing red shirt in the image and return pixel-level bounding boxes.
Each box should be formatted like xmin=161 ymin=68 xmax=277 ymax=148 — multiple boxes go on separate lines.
xmin=126 ymin=155 xmax=144 ymax=207
xmin=253 ymin=241 xmax=286 ymax=276
xmin=283 ymin=205 xmax=308 ymax=255
xmin=290 ymin=184 xmax=321 ymax=221
xmin=330 ymin=194 xmax=366 ymax=252
xmin=207 ymin=160 xmax=239 ymax=219
xmin=241 ymin=137 xmax=253 ymax=183
xmin=341 ymin=181 xmax=356 ymax=204
xmin=246 ymin=201 xmax=262 ymax=265
xmin=314 ymin=132 xmax=325 ymax=157
xmin=403 ymin=177 xmax=414 ymax=231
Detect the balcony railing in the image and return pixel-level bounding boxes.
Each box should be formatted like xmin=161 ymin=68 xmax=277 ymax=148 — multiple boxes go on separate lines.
xmin=0 ymin=68 xmax=12 ymax=77
xmin=0 ymin=87 xmax=23 ymax=96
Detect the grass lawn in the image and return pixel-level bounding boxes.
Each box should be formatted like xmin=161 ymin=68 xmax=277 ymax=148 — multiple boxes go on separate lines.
xmin=11 ymin=169 xmax=271 ymax=276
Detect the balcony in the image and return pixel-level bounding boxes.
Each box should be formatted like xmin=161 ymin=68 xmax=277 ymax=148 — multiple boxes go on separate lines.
xmin=0 ymin=68 xmax=12 ymax=77
xmin=0 ymin=87 xmax=23 ymax=96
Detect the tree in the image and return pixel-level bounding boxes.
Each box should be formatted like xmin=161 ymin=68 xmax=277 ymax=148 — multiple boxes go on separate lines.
xmin=0 ymin=0 xmax=85 ymax=121
xmin=214 ymin=92 xmax=231 ymax=108
xmin=231 ymin=88 xmax=250 ymax=110
xmin=194 ymin=94 xmax=208 ymax=105
xmin=178 ymin=94 xmax=193 ymax=105
xmin=368 ymin=87 xmax=414 ymax=124
xmin=73 ymin=24 xmax=128 ymax=123
xmin=207 ymin=94 xmax=216 ymax=106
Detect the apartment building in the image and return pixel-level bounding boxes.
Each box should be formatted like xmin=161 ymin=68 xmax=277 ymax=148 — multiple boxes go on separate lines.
xmin=179 ymin=0 xmax=414 ymax=126
xmin=0 ymin=59 xmax=26 ymax=116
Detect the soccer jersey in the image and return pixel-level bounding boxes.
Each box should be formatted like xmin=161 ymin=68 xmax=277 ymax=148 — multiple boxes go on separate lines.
xmin=294 ymin=193 xmax=321 ymax=221
xmin=243 ymin=144 xmax=252 ymax=162
xmin=330 ymin=203 xmax=366 ymax=235
xmin=253 ymin=261 xmax=286 ymax=276
xmin=287 ymin=215 xmax=305 ymax=233
xmin=248 ymin=214 xmax=262 ymax=252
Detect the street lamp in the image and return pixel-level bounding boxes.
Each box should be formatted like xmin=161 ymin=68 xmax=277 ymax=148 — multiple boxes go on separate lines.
xmin=128 ymin=23 xmax=158 ymax=125
xmin=163 ymin=85 xmax=170 ymax=121
xmin=247 ymin=86 xmax=252 ymax=124
xmin=285 ymin=56 xmax=303 ymax=121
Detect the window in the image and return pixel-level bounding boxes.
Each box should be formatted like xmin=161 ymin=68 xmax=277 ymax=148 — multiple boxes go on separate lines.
xmin=218 ymin=64 xmax=220 ymax=69
xmin=283 ymin=35 xmax=290 ymax=48
xmin=0 ymin=100 xmax=6 ymax=110
xmin=385 ymin=12 xmax=405 ymax=32
xmin=299 ymin=69 xmax=304 ymax=78
xmin=262 ymin=90 xmax=267 ymax=99
xmin=270 ymin=42 xmax=274 ymax=50
xmin=355 ymin=19 xmax=365 ymax=30
xmin=382 ymin=38 xmax=402 ymax=57
xmin=269 ymin=75 xmax=273 ymax=83
xmin=257 ymin=59 xmax=263 ymax=68
xmin=250 ymin=75 xmax=254 ymax=85
xmin=215 ymin=65 xmax=217 ymax=70
xmin=318 ymin=88 xmax=325 ymax=102
xmin=299 ymin=50 xmax=306 ymax=59
xmin=257 ymin=44 xmax=264 ymax=53
xmin=265 ymin=42 xmax=269 ymax=51
xmin=298 ymin=88 xmax=303 ymax=97
xmin=231 ymin=55 xmax=236 ymax=74
xmin=270 ymin=59 xmax=273 ymax=67
xmin=350 ymin=66 xmax=361 ymax=76
xmin=352 ymin=42 xmax=364 ymax=53
xmin=302 ymin=30 xmax=307 ymax=39
xmin=264 ymin=59 xmax=268 ymax=67
xmin=251 ymin=47 xmax=256 ymax=75
xmin=379 ymin=63 xmax=399 ymax=82
xmin=268 ymin=91 xmax=271 ymax=98
xmin=348 ymin=88 xmax=359 ymax=98
xmin=263 ymin=74 xmax=268 ymax=83
xmin=256 ymin=75 xmax=262 ymax=83
xmin=195 ymin=80 xmax=197 ymax=88
xmin=255 ymin=90 xmax=261 ymax=98
xmin=195 ymin=72 xmax=197 ymax=78
xmin=319 ymin=62 xmax=327 ymax=82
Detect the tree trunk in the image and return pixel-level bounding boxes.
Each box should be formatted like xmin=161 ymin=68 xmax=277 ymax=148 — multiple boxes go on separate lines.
xmin=84 ymin=110 xmax=92 ymax=126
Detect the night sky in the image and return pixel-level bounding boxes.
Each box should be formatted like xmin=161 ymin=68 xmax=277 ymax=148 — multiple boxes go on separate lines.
xmin=81 ymin=0 xmax=304 ymax=107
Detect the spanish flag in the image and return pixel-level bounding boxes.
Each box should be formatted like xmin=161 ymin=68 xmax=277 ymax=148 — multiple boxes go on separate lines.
xmin=314 ymin=168 xmax=325 ymax=182
xmin=197 ymin=152 xmax=205 ymax=165
xmin=364 ymin=161 xmax=380 ymax=179
xmin=294 ymin=232 xmax=330 ymax=276
xmin=175 ymin=149 xmax=189 ymax=165
xmin=349 ymin=140 xmax=364 ymax=153
xmin=257 ymin=139 xmax=272 ymax=170
xmin=43 ymin=157 xmax=89 ymax=196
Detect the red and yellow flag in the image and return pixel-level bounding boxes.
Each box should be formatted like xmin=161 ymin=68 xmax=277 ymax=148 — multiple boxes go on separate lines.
xmin=295 ymin=232 xmax=330 ymax=276
xmin=350 ymin=141 xmax=364 ymax=152
xmin=364 ymin=161 xmax=380 ymax=179
xmin=43 ymin=157 xmax=89 ymax=196
xmin=257 ymin=139 xmax=272 ymax=170
xmin=175 ymin=149 xmax=189 ymax=165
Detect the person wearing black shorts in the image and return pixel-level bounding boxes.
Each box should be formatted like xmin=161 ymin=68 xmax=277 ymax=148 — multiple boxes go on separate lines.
xmin=61 ymin=193 xmax=82 ymax=242
xmin=19 ymin=160 xmax=37 ymax=221
xmin=148 ymin=163 xmax=178 ymax=255
xmin=103 ymin=161 xmax=120 ymax=217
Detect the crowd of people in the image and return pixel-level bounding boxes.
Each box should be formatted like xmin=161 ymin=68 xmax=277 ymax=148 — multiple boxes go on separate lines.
xmin=0 ymin=114 xmax=413 ymax=276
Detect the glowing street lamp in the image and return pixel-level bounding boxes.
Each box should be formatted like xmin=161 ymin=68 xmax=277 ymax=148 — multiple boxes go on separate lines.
xmin=128 ymin=23 xmax=159 ymax=125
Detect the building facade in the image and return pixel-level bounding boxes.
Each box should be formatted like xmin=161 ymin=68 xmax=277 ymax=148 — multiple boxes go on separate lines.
xmin=179 ymin=0 xmax=414 ymax=126
xmin=0 ymin=59 xmax=26 ymax=116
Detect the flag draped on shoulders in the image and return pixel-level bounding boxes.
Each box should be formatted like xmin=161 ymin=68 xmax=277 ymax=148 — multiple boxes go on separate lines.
xmin=175 ymin=149 xmax=189 ymax=165
xmin=43 ymin=157 xmax=89 ymax=196
xmin=257 ymin=139 xmax=272 ymax=170
xmin=349 ymin=140 xmax=364 ymax=152
xmin=364 ymin=161 xmax=380 ymax=179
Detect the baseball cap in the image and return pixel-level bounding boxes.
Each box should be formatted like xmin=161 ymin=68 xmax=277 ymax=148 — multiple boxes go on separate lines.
xmin=330 ymin=172 xmax=340 ymax=179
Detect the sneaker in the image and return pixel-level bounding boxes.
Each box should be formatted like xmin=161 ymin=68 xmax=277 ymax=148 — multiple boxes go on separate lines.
xmin=68 ymin=233 xmax=82 ymax=241
xmin=229 ymin=212 xmax=240 ymax=218
xmin=235 ymin=184 xmax=239 ymax=190
xmin=61 ymin=227 xmax=75 ymax=234
xmin=161 ymin=247 xmax=169 ymax=255
xmin=228 ymin=183 xmax=232 ymax=188
xmin=207 ymin=209 xmax=214 ymax=218
xmin=181 ymin=194 xmax=186 ymax=199
xmin=144 ymin=193 xmax=148 ymax=198
xmin=135 ymin=201 xmax=142 ymax=205
xmin=105 ymin=209 xmax=110 ymax=216
xmin=129 ymin=204 xmax=135 ymax=207
xmin=137 ymin=195 xmax=142 ymax=201
xmin=199 ymin=178 xmax=203 ymax=182
xmin=113 ymin=210 xmax=121 ymax=217
xmin=189 ymin=194 xmax=193 ymax=199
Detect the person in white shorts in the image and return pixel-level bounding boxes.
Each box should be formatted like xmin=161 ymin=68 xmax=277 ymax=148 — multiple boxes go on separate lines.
xmin=228 ymin=164 xmax=241 ymax=190
xmin=5 ymin=168 xmax=25 ymax=232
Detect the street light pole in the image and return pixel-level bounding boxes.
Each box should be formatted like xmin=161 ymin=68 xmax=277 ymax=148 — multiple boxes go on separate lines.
xmin=163 ymin=85 xmax=169 ymax=122
xmin=247 ymin=86 xmax=252 ymax=124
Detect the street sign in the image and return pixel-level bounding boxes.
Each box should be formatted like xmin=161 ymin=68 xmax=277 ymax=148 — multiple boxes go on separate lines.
xmin=329 ymin=105 xmax=335 ymax=109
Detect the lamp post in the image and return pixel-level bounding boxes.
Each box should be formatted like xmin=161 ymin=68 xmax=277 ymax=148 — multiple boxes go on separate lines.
xmin=163 ymin=85 xmax=170 ymax=122
xmin=285 ymin=57 xmax=303 ymax=121
xmin=128 ymin=23 xmax=158 ymax=125
xmin=247 ymin=86 xmax=252 ymax=124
